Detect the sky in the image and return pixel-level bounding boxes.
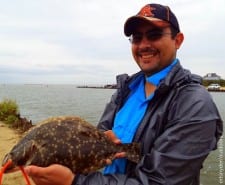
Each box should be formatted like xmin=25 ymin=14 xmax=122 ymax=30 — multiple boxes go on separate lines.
xmin=0 ymin=0 xmax=224 ymax=85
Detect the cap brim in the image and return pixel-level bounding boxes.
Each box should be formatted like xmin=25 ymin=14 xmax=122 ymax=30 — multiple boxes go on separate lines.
xmin=124 ymin=16 xmax=170 ymax=36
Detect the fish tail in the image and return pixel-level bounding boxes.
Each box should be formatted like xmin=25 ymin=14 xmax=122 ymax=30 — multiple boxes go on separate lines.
xmin=120 ymin=143 xmax=141 ymax=163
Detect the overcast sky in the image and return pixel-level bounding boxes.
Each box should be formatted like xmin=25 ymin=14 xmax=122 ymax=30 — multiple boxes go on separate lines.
xmin=0 ymin=0 xmax=224 ymax=85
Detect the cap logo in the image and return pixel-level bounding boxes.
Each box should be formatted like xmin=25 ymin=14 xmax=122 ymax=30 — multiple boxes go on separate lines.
xmin=138 ymin=5 xmax=155 ymax=17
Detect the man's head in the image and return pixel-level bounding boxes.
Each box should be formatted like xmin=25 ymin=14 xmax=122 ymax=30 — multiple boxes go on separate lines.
xmin=124 ymin=4 xmax=184 ymax=76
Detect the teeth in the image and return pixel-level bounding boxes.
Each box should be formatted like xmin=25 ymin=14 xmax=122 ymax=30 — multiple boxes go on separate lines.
xmin=141 ymin=54 xmax=154 ymax=59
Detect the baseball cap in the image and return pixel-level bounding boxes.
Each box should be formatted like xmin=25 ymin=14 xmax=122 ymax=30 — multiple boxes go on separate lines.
xmin=124 ymin=3 xmax=180 ymax=36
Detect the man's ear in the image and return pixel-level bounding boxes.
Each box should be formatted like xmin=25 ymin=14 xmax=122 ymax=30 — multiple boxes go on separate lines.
xmin=175 ymin=32 xmax=184 ymax=49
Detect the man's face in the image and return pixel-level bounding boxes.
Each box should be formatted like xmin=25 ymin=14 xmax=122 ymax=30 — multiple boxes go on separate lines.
xmin=130 ymin=21 xmax=183 ymax=76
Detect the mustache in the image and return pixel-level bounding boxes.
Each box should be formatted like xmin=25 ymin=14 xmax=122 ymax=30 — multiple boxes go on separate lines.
xmin=137 ymin=47 xmax=158 ymax=55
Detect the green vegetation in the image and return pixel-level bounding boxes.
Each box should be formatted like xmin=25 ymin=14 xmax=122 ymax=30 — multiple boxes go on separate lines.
xmin=202 ymin=79 xmax=225 ymax=87
xmin=0 ymin=99 xmax=33 ymax=132
xmin=0 ymin=99 xmax=19 ymax=125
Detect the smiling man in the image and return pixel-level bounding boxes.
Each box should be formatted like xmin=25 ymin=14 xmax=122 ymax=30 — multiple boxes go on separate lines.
xmin=25 ymin=3 xmax=223 ymax=185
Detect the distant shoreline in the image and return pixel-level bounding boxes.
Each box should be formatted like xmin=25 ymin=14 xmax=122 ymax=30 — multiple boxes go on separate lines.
xmin=77 ymin=85 xmax=225 ymax=92
xmin=77 ymin=85 xmax=117 ymax=89
xmin=207 ymin=87 xmax=225 ymax=92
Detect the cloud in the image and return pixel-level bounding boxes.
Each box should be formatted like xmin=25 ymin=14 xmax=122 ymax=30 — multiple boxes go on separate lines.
xmin=0 ymin=0 xmax=224 ymax=84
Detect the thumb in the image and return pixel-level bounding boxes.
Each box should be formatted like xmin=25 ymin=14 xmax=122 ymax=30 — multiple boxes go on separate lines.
xmin=24 ymin=165 xmax=44 ymax=177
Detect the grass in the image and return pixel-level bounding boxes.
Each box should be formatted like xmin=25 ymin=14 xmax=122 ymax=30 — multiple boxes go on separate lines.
xmin=0 ymin=99 xmax=19 ymax=125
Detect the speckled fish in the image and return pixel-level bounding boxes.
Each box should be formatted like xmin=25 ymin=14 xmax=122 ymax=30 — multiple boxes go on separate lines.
xmin=1 ymin=116 xmax=140 ymax=174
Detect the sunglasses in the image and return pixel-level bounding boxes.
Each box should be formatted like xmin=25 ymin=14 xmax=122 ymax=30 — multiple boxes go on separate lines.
xmin=129 ymin=29 xmax=172 ymax=44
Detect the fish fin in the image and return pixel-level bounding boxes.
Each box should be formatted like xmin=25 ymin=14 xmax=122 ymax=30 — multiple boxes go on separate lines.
xmin=24 ymin=140 xmax=45 ymax=166
xmin=121 ymin=143 xmax=141 ymax=163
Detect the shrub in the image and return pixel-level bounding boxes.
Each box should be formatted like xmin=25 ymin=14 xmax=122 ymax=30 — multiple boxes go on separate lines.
xmin=202 ymin=79 xmax=225 ymax=87
xmin=0 ymin=99 xmax=19 ymax=124
xmin=5 ymin=115 xmax=19 ymax=125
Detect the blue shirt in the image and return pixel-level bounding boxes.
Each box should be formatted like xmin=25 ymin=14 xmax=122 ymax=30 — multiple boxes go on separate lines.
xmin=104 ymin=59 xmax=178 ymax=174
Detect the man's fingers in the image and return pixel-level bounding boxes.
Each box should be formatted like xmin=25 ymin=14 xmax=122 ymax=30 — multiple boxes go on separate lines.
xmin=105 ymin=159 xmax=112 ymax=165
xmin=104 ymin=130 xmax=121 ymax=144
xmin=24 ymin=165 xmax=75 ymax=185
xmin=105 ymin=152 xmax=127 ymax=165
xmin=115 ymin=152 xmax=126 ymax=158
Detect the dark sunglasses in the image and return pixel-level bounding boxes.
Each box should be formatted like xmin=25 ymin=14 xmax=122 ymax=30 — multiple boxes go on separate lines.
xmin=129 ymin=29 xmax=172 ymax=44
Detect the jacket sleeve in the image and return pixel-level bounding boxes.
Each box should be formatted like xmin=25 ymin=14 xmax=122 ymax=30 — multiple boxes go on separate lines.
xmin=132 ymin=86 xmax=223 ymax=185
xmin=97 ymin=90 xmax=119 ymax=132
xmin=73 ymin=86 xmax=223 ymax=185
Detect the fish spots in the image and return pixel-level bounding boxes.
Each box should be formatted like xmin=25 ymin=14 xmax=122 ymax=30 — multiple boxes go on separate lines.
xmin=2 ymin=116 xmax=140 ymax=174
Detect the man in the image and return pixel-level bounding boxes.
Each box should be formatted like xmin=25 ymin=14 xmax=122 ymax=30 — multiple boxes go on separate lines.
xmin=25 ymin=3 xmax=223 ymax=185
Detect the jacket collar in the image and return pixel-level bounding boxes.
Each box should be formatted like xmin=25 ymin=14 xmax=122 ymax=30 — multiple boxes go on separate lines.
xmin=115 ymin=60 xmax=202 ymax=96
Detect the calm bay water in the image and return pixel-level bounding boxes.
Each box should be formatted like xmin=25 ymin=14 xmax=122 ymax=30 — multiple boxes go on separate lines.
xmin=0 ymin=84 xmax=114 ymax=125
xmin=0 ymin=84 xmax=224 ymax=184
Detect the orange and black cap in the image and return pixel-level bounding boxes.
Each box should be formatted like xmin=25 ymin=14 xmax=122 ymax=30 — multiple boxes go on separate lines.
xmin=124 ymin=3 xmax=180 ymax=36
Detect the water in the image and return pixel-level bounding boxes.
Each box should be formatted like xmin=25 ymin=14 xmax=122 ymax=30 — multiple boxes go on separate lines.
xmin=0 ymin=84 xmax=115 ymax=125
xmin=0 ymin=84 xmax=224 ymax=184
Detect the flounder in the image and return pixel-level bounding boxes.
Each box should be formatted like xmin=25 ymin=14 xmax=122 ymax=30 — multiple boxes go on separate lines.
xmin=1 ymin=116 xmax=140 ymax=174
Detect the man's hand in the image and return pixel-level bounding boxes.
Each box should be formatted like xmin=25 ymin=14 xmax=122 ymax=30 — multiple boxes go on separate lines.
xmin=104 ymin=130 xmax=126 ymax=164
xmin=25 ymin=164 xmax=75 ymax=185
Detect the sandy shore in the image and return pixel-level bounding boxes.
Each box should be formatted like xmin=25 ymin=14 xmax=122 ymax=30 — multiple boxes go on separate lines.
xmin=0 ymin=122 xmax=34 ymax=185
